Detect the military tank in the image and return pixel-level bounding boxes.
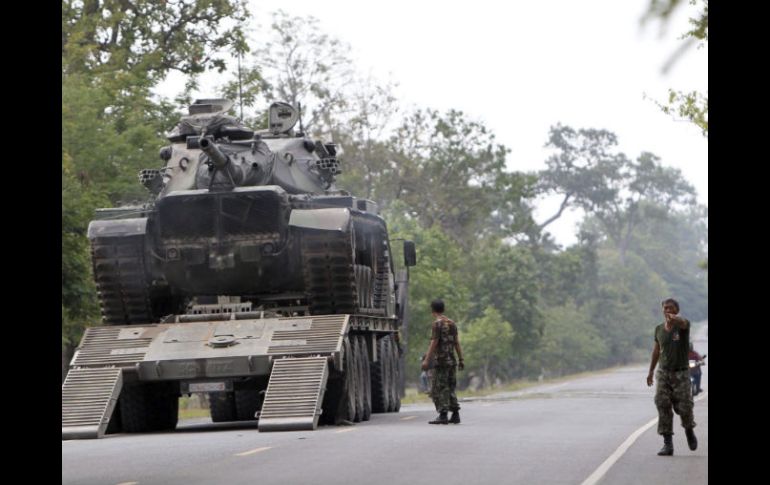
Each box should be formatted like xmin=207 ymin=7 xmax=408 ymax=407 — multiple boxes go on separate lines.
xmin=62 ymin=100 xmax=416 ymax=439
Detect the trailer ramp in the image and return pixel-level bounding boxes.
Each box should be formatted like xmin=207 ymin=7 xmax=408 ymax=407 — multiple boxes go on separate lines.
xmin=62 ymin=367 xmax=123 ymax=439
xmin=258 ymin=356 xmax=329 ymax=432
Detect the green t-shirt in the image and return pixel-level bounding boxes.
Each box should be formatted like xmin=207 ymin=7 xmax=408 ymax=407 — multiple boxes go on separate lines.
xmin=654 ymin=320 xmax=691 ymax=371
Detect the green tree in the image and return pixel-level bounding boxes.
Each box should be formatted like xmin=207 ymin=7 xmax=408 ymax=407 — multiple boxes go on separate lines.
xmin=384 ymin=109 xmax=535 ymax=246
xmin=466 ymin=239 xmax=542 ymax=377
xmin=536 ymin=301 xmax=608 ymax=376
xmin=463 ymin=307 xmax=515 ymax=387
xmin=248 ymin=10 xmax=356 ymax=132
xmin=386 ymin=203 xmax=472 ymax=378
xmin=641 ymin=0 xmax=708 ymax=136
xmin=62 ymin=1 xmax=251 ymax=374
xmin=538 ymin=125 xmax=696 ymax=263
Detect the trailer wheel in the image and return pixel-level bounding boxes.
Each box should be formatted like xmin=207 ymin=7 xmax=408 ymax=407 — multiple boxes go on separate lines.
xmin=105 ymin=403 xmax=122 ymax=434
xmin=390 ymin=338 xmax=402 ymax=412
xmin=320 ymin=375 xmax=344 ymax=425
xmin=352 ymin=336 xmax=366 ymax=422
xmin=357 ymin=335 xmax=372 ymax=421
xmin=371 ymin=335 xmax=392 ymax=413
xmin=120 ymin=382 xmax=179 ymax=433
xmin=339 ymin=338 xmax=357 ymax=421
xmin=209 ymin=392 xmax=237 ymax=422
xmin=235 ymin=390 xmax=262 ymax=421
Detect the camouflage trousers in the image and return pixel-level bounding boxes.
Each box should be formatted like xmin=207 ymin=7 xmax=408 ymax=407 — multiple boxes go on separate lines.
xmin=431 ymin=365 xmax=459 ymax=413
xmin=654 ymin=369 xmax=696 ymax=435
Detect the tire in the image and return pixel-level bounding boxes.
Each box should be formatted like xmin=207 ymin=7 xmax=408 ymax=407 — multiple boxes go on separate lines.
xmin=120 ymin=382 xmax=179 ymax=433
xmin=320 ymin=375 xmax=344 ymax=425
xmin=391 ymin=338 xmax=402 ymax=412
xmin=371 ymin=336 xmax=391 ymax=413
xmin=209 ymin=392 xmax=237 ymax=423
xmin=235 ymin=390 xmax=262 ymax=421
xmin=352 ymin=338 xmax=363 ymax=423
xmin=105 ymin=403 xmax=122 ymax=434
xmin=357 ymin=335 xmax=372 ymax=421
xmin=337 ymin=338 xmax=357 ymax=422
xmin=383 ymin=336 xmax=396 ymax=412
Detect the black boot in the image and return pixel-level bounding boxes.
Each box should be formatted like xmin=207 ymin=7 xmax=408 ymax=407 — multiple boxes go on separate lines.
xmin=449 ymin=411 xmax=461 ymax=424
xmin=685 ymin=427 xmax=698 ymax=451
xmin=429 ymin=412 xmax=448 ymax=424
xmin=657 ymin=434 xmax=673 ymax=456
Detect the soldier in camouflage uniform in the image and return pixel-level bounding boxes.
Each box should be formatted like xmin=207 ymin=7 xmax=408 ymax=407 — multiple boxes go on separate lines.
xmin=647 ymin=298 xmax=698 ymax=456
xmin=422 ymin=299 xmax=464 ymax=424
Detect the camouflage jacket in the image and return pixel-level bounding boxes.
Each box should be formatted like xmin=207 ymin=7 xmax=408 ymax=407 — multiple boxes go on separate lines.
xmin=431 ymin=316 xmax=458 ymax=367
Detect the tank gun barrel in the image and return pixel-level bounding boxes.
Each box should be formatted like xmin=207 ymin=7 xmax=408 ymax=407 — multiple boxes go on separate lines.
xmin=199 ymin=137 xmax=229 ymax=168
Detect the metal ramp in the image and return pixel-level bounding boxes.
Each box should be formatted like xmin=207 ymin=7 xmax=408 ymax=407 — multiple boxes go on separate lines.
xmin=62 ymin=367 xmax=123 ymax=440
xmin=258 ymin=356 xmax=329 ymax=432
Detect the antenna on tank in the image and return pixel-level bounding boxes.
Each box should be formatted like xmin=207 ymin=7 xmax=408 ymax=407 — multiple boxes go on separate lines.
xmin=237 ymin=51 xmax=244 ymax=120
xmin=298 ymin=102 xmax=304 ymax=136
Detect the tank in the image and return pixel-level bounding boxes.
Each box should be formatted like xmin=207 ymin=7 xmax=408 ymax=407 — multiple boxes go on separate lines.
xmin=88 ymin=99 xmax=398 ymax=322
xmin=63 ymin=100 xmax=416 ymax=438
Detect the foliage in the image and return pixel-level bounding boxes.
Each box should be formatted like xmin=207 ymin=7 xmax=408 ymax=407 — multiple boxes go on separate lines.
xmin=641 ymin=0 xmax=708 ymax=136
xmin=535 ymin=301 xmax=608 ymax=376
xmin=463 ymin=307 xmax=515 ymax=386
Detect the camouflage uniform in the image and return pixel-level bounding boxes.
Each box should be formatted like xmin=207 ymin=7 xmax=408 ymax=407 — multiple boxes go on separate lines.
xmin=653 ymin=321 xmax=696 ymax=435
xmin=430 ymin=317 xmax=460 ymax=413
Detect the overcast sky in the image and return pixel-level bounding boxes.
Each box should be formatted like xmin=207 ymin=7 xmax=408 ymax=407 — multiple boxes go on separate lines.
xmin=158 ymin=0 xmax=708 ymax=247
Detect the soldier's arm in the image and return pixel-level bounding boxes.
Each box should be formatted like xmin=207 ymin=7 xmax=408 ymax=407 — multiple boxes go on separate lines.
xmin=647 ymin=341 xmax=660 ymax=386
xmin=666 ymin=313 xmax=689 ymax=329
xmin=454 ymin=335 xmax=464 ymax=363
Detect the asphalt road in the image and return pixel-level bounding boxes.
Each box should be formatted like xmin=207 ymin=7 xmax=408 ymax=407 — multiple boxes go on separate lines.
xmin=62 ymin=323 xmax=708 ymax=485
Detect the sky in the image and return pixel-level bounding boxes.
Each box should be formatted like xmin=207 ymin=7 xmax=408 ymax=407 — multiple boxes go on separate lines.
xmin=157 ymin=0 xmax=708 ymax=247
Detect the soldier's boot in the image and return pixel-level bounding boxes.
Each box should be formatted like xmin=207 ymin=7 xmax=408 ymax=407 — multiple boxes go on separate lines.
xmin=657 ymin=434 xmax=674 ymax=456
xmin=449 ymin=411 xmax=461 ymax=424
xmin=685 ymin=427 xmax=698 ymax=451
xmin=429 ymin=412 xmax=448 ymax=424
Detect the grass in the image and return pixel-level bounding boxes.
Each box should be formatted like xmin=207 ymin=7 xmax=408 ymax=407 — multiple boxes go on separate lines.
xmin=401 ymin=363 xmax=638 ymax=405
xmin=179 ymin=407 xmax=211 ymax=420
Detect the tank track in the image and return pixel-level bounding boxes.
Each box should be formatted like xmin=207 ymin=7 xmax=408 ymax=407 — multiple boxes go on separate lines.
xmin=300 ymin=214 xmax=387 ymax=316
xmin=90 ymin=234 xmax=155 ymax=324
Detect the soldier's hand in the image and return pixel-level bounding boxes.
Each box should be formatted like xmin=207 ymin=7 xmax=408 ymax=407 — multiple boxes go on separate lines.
xmin=458 ymin=360 xmax=465 ymax=371
xmin=421 ymin=360 xmax=429 ymax=371
xmin=646 ymin=373 xmax=654 ymax=387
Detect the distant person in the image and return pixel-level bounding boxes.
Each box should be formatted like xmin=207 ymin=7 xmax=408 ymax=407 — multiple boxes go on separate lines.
xmin=646 ymin=298 xmax=698 ymax=456
xmin=688 ymin=343 xmax=704 ymax=395
xmin=422 ymin=299 xmax=464 ymax=424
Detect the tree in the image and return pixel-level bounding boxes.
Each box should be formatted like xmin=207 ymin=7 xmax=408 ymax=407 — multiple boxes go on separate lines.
xmin=463 ymin=307 xmax=515 ymax=387
xmin=537 ymin=125 xmax=697 ymax=263
xmin=536 ymin=301 xmax=608 ymax=376
xmin=466 ymin=239 xmax=542 ymax=377
xmin=62 ymin=0 xmax=251 ymax=373
xmin=641 ymin=0 xmax=708 ymax=137
xmin=62 ymin=0 xmax=250 ymax=80
xmin=383 ymin=109 xmax=535 ymax=246
xmin=625 ymin=204 xmax=708 ymax=321
xmin=249 ymin=10 xmax=356 ymax=133
xmin=385 ymin=204 xmax=472 ymax=378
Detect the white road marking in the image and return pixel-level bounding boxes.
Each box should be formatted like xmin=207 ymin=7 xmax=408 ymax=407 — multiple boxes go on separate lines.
xmin=400 ymin=416 xmax=418 ymax=421
xmin=235 ymin=446 xmax=272 ymax=457
xmin=581 ymin=391 xmax=708 ymax=485
xmin=115 ymin=482 xmax=139 ymax=485
xmin=334 ymin=428 xmax=357 ymax=434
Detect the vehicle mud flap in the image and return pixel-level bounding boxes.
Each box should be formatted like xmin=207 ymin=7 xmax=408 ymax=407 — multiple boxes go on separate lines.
xmin=62 ymin=367 xmax=123 ymax=440
xmin=258 ymin=356 xmax=330 ymax=432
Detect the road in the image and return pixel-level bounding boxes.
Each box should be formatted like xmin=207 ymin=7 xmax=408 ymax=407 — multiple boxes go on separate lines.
xmin=62 ymin=323 xmax=708 ymax=485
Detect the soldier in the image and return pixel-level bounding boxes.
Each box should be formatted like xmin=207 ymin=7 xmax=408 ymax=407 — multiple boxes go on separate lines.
xmin=422 ymin=299 xmax=464 ymax=424
xmin=646 ymin=298 xmax=698 ymax=456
